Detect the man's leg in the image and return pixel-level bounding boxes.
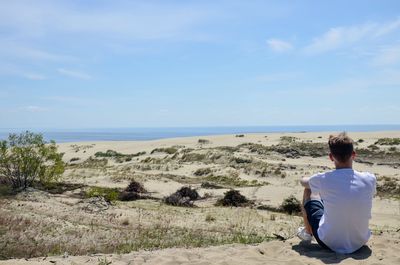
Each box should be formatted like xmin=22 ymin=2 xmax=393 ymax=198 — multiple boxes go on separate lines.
xmin=302 ymin=188 xmax=313 ymax=235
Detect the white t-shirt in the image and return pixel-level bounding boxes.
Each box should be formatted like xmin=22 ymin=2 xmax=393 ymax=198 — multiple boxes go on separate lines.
xmin=309 ymin=168 xmax=376 ymax=254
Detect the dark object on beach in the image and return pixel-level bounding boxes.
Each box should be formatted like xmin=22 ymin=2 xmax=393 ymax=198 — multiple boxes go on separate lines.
xmin=125 ymin=180 xmax=147 ymax=193
xmin=235 ymin=134 xmax=245 ymax=138
xmin=198 ymin=139 xmax=210 ymax=144
xmin=280 ymin=195 xmax=301 ymax=215
xmin=216 ymin=189 xmax=249 ymax=207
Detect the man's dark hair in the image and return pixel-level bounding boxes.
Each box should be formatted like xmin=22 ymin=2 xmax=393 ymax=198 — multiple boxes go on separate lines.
xmin=328 ymin=132 xmax=354 ymax=163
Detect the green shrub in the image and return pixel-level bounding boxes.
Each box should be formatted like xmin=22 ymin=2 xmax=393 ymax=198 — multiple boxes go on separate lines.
xmin=86 ymin=187 xmax=120 ymax=202
xmin=374 ymin=138 xmax=400 ymax=145
xmin=280 ymin=195 xmax=301 ymax=215
xmin=0 ymin=131 xmax=65 ymax=190
xmin=150 ymin=147 xmax=178 ymax=154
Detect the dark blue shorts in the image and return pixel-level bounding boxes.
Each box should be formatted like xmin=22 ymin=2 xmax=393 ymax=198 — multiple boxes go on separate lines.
xmin=304 ymin=200 xmax=330 ymax=250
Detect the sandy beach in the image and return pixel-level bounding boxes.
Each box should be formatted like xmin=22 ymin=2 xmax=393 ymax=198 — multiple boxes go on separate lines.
xmin=1 ymin=131 xmax=399 ymax=265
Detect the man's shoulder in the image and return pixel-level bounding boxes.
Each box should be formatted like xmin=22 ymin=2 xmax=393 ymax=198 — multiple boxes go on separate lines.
xmin=309 ymin=172 xmax=326 ymax=180
xmin=354 ymin=170 xmax=376 ymax=182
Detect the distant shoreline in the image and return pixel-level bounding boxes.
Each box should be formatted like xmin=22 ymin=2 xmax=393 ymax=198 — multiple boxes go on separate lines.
xmin=1 ymin=125 xmax=400 ymax=143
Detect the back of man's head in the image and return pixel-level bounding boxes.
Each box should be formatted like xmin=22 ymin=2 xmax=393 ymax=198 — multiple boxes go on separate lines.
xmin=328 ymin=132 xmax=354 ymax=163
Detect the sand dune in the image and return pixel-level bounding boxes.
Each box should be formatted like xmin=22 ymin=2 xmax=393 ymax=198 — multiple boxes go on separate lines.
xmin=2 ymin=233 xmax=399 ymax=265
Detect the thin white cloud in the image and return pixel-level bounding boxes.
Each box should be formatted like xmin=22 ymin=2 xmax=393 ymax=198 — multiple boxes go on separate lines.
xmin=22 ymin=106 xmax=48 ymax=112
xmin=304 ymin=18 xmax=400 ymax=54
xmin=266 ymin=38 xmax=293 ymax=52
xmin=0 ymin=40 xmax=77 ymax=62
xmin=0 ymin=1 xmax=216 ymax=41
xmin=372 ymin=44 xmax=400 ymax=66
xmin=57 ymin=68 xmax=92 ymax=80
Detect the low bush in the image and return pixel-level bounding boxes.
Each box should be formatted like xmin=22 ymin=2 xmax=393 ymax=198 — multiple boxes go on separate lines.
xmin=201 ymin=182 xmax=224 ymax=189
xmin=119 ymin=191 xmax=141 ymax=201
xmin=374 ymin=138 xmax=400 ymax=146
xmin=164 ymin=193 xmax=193 ymax=207
xmin=86 ymin=187 xmax=120 ymax=202
xmin=194 ymin=167 xmax=212 ymax=176
xmin=280 ymin=195 xmax=301 ymax=215
xmin=150 ymin=147 xmax=178 ymax=154
xmin=215 ymin=189 xmax=250 ymax=207
xmin=164 ymin=186 xmax=199 ymax=207
xmin=176 ymin=186 xmax=199 ymax=200
xmin=125 ymin=180 xmax=147 ymax=193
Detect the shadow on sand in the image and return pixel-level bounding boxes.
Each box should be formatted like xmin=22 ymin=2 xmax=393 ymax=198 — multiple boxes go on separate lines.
xmin=291 ymin=242 xmax=372 ymax=264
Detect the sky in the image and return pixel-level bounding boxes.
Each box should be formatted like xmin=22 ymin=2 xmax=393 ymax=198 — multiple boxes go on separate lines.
xmin=0 ymin=0 xmax=400 ymax=129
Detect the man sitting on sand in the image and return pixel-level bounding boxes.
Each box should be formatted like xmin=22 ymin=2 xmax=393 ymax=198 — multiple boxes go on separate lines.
xmin=298 ymin=132 xmax=376 ymax=254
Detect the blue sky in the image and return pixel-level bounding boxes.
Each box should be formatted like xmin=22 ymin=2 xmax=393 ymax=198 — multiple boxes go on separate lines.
xmin=0 ymin=0 xmax=400 ymax=128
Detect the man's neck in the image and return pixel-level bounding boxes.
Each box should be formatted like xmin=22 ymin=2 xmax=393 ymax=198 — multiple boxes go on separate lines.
xmin=335 ymin=166 xmax=352 ymax=169
xmin=335 ymin=163 xmax=353 ymax=169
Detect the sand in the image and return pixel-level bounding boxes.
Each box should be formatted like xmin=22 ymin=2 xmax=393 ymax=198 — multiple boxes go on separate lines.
xmin=2 ymin=234 xmax=399 ymax=265
xmin=0 ymin=131 xmax=399 ymax=265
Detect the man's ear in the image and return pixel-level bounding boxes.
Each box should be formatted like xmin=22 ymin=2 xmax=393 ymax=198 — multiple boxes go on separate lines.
xmin=329 ymin=153 xmax=334 ymax=161
xmin=351 ymin=150 xmax=356 ymax=159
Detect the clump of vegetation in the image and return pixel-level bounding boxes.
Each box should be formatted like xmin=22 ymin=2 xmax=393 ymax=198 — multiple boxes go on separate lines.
xmin=235 ymin=134 xmax=245 ymax=138
xmin=388 ymin=146 xmax=397 ymax=152
xmin=70 ymin=157 xmax=80 ymax=162
xmin=280 ymin=136 xmax=298 ymax=144
xmin=150 ymin=147 xmax=178 ymax=154
xmin=164 ymin=186 xmax=200 ymax=207
xmin=0 ymin=131 xmax=65 ymax=191
xmin=232 ymin=157 xmax=252 ymax=164
xmin=215 ymin=189 xmax=250 ymax=207
xmin=357 ymin=139 xmax=364 ymax=143
xmin=95 ymin=150 xmax=146 ymax=162
xmin=181 ymin=152 xmax=207 ymax=162
xmin=374 ymin=138 xmax=400 ymax=146
xmin=176 ymin=186 xmax=200 ymax=200
xmin=79 ymin=157 xmax=108 ymax=168
xmin=194 ymin=167 xmax=212 ymax=176
xmin=198 ymin=139 xmax=210 ymax=144
xmin=86 ymin=187 xmax=120 ymax=202
xmin=238 ymin=143 xmax=270 ymax=155
xmin=205 ymin=214 xmax=216 ymax=222
xmin=205 ymin=175 xmax=265 ymax=187
xmin=125 ymin=180 xmax=147 ymax=193
xmin=118 ymin=191 xmax=141 ymax=201
xmin=280 ymin=195 xmax=301 ymax=215
xmin=270 ymin=142 xmax=328 ymax=159
xmin=376 ymin=176 xmax=400 ymax=199
xmin=118 ymin=180 xmax=148 ymax=201
xmin=201 ymin=182 xmax=224 ymax=189
xmin=367 ymin=144 xmax=379 ymax=151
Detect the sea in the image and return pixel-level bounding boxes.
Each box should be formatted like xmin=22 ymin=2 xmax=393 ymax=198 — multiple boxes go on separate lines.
xmin=0 ymin=125 xmax=399 ymax=143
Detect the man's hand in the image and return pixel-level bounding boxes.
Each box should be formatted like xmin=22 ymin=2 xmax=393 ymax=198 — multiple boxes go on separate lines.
xmin=300 ymin=177 xmax=310 ymax=189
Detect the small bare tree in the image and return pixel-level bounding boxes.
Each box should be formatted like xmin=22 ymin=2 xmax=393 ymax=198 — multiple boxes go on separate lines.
xmin=0 ymin=131 xmax=65 ymax=190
